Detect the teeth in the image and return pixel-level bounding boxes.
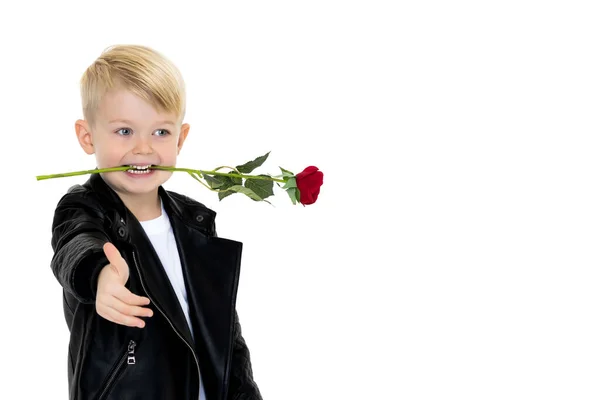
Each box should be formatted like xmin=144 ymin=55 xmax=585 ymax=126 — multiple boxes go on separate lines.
xmin=126 ymin=164 xmax=153 ymax=174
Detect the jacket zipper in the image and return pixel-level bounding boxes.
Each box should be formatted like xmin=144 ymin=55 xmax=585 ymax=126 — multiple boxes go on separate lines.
xmin=127 ymin=340 xmax=137 ymax=364
xmin=97 ymin=339 xmax=136 ymax=400
xmin=131 ymin=250 xmax=203 ymax=395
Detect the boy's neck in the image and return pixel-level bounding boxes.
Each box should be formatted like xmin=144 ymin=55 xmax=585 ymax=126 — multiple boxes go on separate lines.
xmin=118 ymin=191 xmax=162 ymax=222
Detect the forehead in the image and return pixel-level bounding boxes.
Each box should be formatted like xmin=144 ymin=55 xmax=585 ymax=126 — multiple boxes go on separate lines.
xmin=98 ymin=89 xmax=177 ymax=124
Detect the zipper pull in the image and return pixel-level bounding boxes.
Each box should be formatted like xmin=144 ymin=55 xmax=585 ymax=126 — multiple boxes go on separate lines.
xmin=127 ymin=340 xmax=137 ymax=365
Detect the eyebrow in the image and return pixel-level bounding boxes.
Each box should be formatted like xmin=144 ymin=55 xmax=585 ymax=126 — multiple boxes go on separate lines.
xmin=108 ymin=119 xmax=176 ymax=126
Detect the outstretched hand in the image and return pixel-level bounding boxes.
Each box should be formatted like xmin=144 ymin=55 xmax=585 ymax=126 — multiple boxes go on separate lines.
xmin=95 ymin=242 xmax=153 ymax=328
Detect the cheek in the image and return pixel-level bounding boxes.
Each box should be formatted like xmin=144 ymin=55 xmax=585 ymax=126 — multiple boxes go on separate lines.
xmin=95 ymin=140 xmax=127 ymax=163
xmin=156 ymin=143 xmax=179 ymax=160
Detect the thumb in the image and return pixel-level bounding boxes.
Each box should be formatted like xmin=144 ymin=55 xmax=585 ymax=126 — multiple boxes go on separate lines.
xmin=103 ymin=242 xmax=129 ymax=283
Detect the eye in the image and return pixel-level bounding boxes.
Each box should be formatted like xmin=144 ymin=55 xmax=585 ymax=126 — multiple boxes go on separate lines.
xmin=116 ymin=128 xmax=132 ymax=136
xmin=154 ymin=129 xmax=171 ymax=136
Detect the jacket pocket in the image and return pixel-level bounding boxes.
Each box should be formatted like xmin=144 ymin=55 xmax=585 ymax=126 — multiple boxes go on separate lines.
xmin=96 ymin=339 xmax=137 ymax=400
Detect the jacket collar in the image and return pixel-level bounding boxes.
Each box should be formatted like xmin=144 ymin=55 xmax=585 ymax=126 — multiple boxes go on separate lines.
xmin=85 ymin=171 xmax=216 ymax=236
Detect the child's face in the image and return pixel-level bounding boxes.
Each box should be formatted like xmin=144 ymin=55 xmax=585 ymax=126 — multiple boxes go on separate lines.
xmin=75 ymin=88 xmax=189 ymax=200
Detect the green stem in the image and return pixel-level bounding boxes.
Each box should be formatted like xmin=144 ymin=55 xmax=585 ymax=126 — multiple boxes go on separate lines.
xmin=187 ymin=171 xmax=212 ymax=190
xmin=213 ymin=165 xmax=240 ymax=173
xmin=187 ymin=171 xmax=234 ymax=193
xmin=36 ymin=165 xmax=287 ymax=183
xmin=36 ymin=166 xmax=129 ymax=180
xmin=152 ymin=166 xmax=286 ymax=183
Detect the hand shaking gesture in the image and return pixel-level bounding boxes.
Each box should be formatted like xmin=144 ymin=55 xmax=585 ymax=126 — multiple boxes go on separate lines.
xmin=96 ymin=242 xmax=153 ymax=328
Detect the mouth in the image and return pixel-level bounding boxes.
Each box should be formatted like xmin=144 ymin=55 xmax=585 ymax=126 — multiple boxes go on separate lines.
xmin=122 ymin=164 xmax=156 ymax=174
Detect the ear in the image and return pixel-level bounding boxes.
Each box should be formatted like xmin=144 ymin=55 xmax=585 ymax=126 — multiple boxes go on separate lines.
xmin=75 ymin=119 xmax=95 ymax=155
xmin=177 ymin=123 xmax=190 ymax=155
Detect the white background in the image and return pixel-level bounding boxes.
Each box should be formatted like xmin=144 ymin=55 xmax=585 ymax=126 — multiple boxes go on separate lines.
xmin=1 ymin=1 xmax=599 ymax=399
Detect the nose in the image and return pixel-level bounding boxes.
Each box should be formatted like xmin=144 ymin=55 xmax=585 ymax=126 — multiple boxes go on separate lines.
xmin=132 ymin=135 xmax=153 ymax=155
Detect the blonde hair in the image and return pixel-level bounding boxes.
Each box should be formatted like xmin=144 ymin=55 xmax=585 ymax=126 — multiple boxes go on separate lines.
xmin=80 ymin=44 xmax=186 ymax=128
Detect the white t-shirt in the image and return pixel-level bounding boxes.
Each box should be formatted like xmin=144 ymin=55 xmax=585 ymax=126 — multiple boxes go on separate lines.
xmin=139 ymin=199 xmax=206 ymax=400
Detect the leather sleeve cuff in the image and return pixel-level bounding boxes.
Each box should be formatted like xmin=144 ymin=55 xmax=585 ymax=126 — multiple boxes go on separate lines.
xmin=73 ymin=250 xmax=109 ymax=304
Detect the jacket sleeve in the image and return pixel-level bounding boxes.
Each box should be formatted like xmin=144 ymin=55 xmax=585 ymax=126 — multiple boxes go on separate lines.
xmin=227 ymin=310 xmax=263 ymax=400
xmin=50 ymin=190 xmax=111 ymax=304
xmin=211 ymin=228 xmax=262 ymax=399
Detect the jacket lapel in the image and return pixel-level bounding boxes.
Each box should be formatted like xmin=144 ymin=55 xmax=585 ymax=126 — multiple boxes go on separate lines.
xmin=165 ymin=198 xmax=243 ymax=400
xmin=129 ymin=217 xmax=197 ymax=345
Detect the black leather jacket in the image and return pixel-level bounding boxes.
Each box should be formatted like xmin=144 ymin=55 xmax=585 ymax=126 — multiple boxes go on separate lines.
xmin=50 ymin=173 xmax=262 ymax=400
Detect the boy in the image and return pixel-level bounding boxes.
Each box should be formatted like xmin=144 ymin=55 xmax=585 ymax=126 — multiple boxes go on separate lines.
xmin=50 ymin=44 xmax=262 ymax=400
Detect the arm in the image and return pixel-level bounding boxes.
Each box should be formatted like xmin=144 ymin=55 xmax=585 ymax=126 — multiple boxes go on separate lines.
xmin=50 ymin=190 xmax=111 ymax=304
xmin=228 ymin=310 xmax=262 ymax=400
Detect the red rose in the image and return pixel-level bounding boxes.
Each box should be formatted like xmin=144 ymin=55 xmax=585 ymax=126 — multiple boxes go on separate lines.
xmin=295 ymin=166 xmax=324 ymax=205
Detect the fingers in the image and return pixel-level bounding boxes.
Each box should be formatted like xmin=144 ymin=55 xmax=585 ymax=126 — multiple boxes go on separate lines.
xmin=96 ymin=296 xmax=153 ymax=328
xmin=98 ymin=304 xmax=149 ymax=328
xmin=107 ymin=295 xmax=153 ymax=319
xmin=96 ymin=285 xmax=153 ymax=328
xmin=112 ymin=286 xmax=150 ymax=310
xmin=102 ymin=242 xmax=120 ymax=264
xmin=112 ymin=286 xmax=152 ymax=309
xmin=103 ymin=242 xmax=129 ymax=276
